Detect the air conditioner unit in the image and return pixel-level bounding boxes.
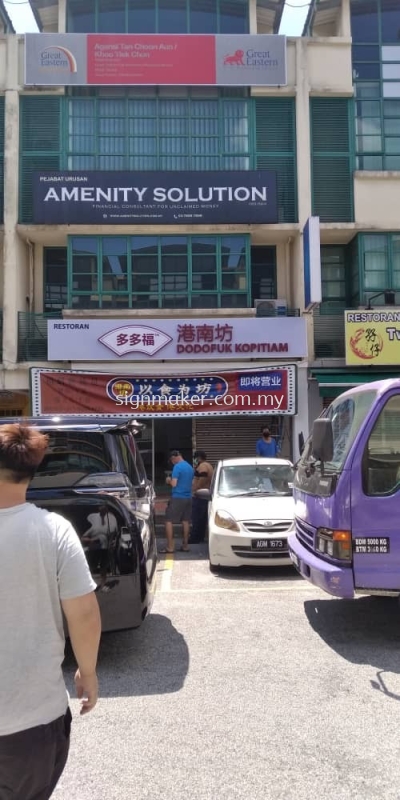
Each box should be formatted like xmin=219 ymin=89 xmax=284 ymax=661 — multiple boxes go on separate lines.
xmin=254 ymin=299 xmax=288 ymax=317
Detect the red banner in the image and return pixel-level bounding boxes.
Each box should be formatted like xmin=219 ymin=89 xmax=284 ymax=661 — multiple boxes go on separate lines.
xmin=87 ymin=34 xmax=215 ymax=85
xmin=31 ymin=367 xmax=297 ymax=417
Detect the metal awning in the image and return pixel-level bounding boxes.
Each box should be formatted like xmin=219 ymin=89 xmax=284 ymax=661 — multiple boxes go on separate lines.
xmin=311 ymin=368 xmax=400 ymax=397
xmin=302 ymin=0 xmax=341 ymax=36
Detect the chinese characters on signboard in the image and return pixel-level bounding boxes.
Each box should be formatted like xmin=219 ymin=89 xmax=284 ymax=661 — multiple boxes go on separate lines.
xmin=345 ymin=308 xmax=400 ymax=365
xmin=47 ymin=317 xmax=308 ymax=361
xmin=31 ymin=366 xmax=297 ymax=416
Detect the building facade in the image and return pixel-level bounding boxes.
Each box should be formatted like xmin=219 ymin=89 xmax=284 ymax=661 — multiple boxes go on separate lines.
xmin=0 ymin=0 xmax=398 ymax=484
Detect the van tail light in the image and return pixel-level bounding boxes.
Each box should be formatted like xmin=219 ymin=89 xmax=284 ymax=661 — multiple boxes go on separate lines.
xmin=316 ymin=528 xmax=352 ymax=562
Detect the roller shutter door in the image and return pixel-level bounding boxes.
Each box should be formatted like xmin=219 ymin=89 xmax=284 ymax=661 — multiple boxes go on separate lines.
xmin=323 ymin=397 xmax=335 ymax=409
xmin=194 ymin=416 xmax=291 ymax=466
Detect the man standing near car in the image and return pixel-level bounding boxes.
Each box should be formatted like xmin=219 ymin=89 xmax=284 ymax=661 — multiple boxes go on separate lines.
xmin=0 ymin=423 xmax=101 ymax=800
xmin=190 ymin=450 xmax=214 ymax=544
xmin=163 ymin=449 xmax=194 ymax=553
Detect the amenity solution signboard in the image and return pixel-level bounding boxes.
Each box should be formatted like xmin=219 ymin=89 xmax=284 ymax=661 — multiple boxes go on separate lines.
xmin=47 ymin=317 xmax=307 ymax=362
xmin=25 ymin=33 xmax=287 ymax=87
xmin=345 ymin=308 xmax=400 ymax=366
xmin=30 ymin=365 xmax=297 ymax=417
xmin=32 ymin=171 xmax=278 ymax=225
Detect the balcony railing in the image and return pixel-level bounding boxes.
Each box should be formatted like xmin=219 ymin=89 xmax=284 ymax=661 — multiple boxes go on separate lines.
xmin=313 ymin=307 xmax=345 ymax=359
xmin=18 ymin=312 xmax=62 ymax=362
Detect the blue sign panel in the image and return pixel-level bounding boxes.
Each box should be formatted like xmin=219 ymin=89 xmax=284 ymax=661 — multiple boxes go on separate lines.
xmin=32 ymin=170 xmax=278 ymax=225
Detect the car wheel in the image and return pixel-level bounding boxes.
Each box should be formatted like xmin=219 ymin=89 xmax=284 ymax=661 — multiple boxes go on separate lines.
xmin=209 ymin=561 xmax=220 ymax=574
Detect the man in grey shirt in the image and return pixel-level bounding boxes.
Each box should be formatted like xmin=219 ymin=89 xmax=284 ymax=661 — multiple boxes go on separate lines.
xmin=0 ymin=423 xmax=101 ymax=799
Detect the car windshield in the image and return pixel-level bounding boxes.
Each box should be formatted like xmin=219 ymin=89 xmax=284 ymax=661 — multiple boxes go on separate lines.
xmin=218 ymin=464 xmax=294 ymax=497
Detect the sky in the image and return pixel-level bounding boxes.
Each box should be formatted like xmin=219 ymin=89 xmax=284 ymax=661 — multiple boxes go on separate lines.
xmin=4 ymin=0 xmax=310 ymax=35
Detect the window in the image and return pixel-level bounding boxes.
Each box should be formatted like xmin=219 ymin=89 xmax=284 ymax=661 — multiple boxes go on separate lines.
xmin=355 ymin=233 xmax=400 ymax=303
xmin=67 ymin=0 xmax=249 ymax=33
xmin=67 ymin=235 xmax=250 ymax=309
xmin=66 ymin=90 xmax=250 ymax=172
xmin=351 ymin=0 xmax=400 ymax=169
xmin=321 ymin=246 xmax=347 ymax=308
xmin=250 ymin=247 xmax=276 ymax=303
xmin=363 ymin=394 xmax=400 ymax=495
xmin=44 ymin=248 xmax=68 ymax=312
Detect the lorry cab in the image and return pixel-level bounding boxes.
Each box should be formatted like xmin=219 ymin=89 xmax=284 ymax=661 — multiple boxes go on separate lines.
xmin=0 ymin=415 xmax=157 ymax=631
xmin=288 ymin=379 xmax=400 ymax=599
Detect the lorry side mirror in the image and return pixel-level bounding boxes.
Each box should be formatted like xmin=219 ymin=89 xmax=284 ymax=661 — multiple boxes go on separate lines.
xmin=312 ymin=418 xmax=334 ymax=463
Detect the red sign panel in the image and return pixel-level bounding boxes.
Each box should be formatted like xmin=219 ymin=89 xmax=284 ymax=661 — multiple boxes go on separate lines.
xmin=87 ymin=34 xmax=215 ymax=85
xmin=31 ymin=367 xmax=297 ymax=417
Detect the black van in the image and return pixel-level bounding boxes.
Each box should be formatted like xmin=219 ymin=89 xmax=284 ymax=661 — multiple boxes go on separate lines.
xmin=0 ymin=416 xmax=157 ymax=632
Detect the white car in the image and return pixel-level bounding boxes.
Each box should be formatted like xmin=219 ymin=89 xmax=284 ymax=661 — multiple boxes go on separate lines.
xmin=204 ymin=457 xmax=295 ymax=570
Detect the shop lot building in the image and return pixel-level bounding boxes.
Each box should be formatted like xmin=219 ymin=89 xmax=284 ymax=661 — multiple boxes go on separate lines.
xmin=0 ymin=0 xmax=399 ymax=487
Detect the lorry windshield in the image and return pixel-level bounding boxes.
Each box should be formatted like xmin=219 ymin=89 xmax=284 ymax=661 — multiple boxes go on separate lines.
xmin=296 ymin=390 xmax=377 ymax=494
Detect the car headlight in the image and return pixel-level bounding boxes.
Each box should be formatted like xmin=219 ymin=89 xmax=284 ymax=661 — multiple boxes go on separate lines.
xmin=214 ymin=510 xmax=240 ymax=532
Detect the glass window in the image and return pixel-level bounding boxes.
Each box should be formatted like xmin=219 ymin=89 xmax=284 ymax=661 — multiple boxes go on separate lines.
xmin=44 ymin=248 xmax=68 ymax=313
xmin=67 ymin=235 xmax=250 ymax=308
xmin=321 ymin=246 xmax=347 ymax=303
xmin=381 ymin=0 xmax=400 ymax=43
xmin=220 ymin=0 xmax=248 ymax=33
xmin=325 ymin=391 xmax=377 ymax=471
xmin=128 ymin=0 xmax=156 ymax=31
xmin=98 ymin=0 xmax=125 ymax=32
xmin=363 ymin=234 xmax=389 ymax=290
xmin=102 ymin=238 xmax=128 ymax=292
xmin=68 ymin=0 xmax=95 ymax=31
xmin=190 ymin=0 xmax=217 ymax=32
xmin=158 ymin=0 xmax=187 ymax=32
xmin=351 ymin=0 xmax=379 ymax=42
xmin=364 ymin=394 xmax=400 ymax=495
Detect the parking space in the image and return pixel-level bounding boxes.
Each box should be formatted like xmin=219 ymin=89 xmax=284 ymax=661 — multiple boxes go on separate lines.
xmin=53 ymin=552 xmax=400 ymax=800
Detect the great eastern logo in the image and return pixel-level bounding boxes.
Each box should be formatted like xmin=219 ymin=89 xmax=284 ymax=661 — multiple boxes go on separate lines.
xmin=224 ymin=49 xmax=245 ymax=66
xmin=39 ymin=46 xmax=78 ymax=73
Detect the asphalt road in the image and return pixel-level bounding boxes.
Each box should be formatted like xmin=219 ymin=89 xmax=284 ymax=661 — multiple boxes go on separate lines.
xmin=54 ymin=543 xmax=400 ymax=800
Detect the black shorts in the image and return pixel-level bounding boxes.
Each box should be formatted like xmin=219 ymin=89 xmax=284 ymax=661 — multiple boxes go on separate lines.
xmin=165 ymin=497 xmax=192 ymax=524
xmin=0 ymin=708 xmax=71 ymax=800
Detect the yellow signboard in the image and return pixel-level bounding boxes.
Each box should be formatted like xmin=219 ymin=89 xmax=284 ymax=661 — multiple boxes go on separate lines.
xmin=345 ymin=308 xmax=400 ymax=366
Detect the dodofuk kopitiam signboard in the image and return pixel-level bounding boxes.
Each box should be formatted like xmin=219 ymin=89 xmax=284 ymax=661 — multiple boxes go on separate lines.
xmin=47 ymin=317 xmax=307 ymax=362
xmin=33 ymin=171 xmax=278 ymax=225
xmin=30 ymin=366 xmax=297 ymax=417
xmin=25 ymin=34 xmax=287 ymax=87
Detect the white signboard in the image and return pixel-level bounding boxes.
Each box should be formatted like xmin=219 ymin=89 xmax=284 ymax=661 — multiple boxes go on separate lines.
xmin=48 ymin=317 xmax=307 ymax=362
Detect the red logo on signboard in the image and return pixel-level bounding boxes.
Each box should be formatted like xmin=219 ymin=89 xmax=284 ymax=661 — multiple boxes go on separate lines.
xmin=223 ymin=50 xmax=245 ymax=66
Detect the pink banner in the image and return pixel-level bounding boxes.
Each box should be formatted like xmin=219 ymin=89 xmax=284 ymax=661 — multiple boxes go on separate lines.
xmin=87 ymin=34 xmax=215 ymax=85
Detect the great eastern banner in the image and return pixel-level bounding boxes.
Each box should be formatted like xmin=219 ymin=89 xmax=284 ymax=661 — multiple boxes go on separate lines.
xmin=30 ymin=366 xmax=297 ymax=417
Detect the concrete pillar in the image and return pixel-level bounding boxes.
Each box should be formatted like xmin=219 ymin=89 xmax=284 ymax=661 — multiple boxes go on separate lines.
xmin=249 ymin=0 xmax=257 ymax=34
xmin=2 ymin=36 xmax=26 ymax=368
xmin=340 ymin=0 xmax=351 ymax=38
xmin=58 ymin=0 xmax=67 ymax=33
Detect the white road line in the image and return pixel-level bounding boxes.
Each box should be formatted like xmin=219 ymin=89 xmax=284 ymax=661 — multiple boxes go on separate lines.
xmin=157 ymin=584 xmax=319 ymax=595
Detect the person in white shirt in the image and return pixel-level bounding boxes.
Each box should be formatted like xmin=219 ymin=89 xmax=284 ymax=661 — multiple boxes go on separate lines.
xmin=0 ymin=423 xmax=101 ymax=800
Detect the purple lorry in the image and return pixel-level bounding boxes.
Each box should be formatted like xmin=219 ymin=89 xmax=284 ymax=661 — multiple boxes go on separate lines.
xmin=288 ymin=378 xmax=400 ymax=598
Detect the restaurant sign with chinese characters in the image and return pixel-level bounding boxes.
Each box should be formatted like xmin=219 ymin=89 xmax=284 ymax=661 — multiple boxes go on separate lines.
xmin=47 ymin=317 xmax=307 ymax=362
xmin=345 ymin=308 xmax=400 ymax=366
xmin=30 ymin=365 xmax=297 ymax=416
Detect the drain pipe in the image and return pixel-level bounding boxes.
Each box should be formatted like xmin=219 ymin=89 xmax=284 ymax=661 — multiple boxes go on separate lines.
xmin=27 ymin=239 xmax=34 ymax=312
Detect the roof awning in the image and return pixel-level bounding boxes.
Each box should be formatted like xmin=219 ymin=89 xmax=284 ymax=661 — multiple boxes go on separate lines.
xmin=311 ymin=369 xmax=400 ymax=397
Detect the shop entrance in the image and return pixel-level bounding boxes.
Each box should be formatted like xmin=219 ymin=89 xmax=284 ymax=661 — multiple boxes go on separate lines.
xmin=153 ymin=419 xmax=193 ymax=494
xmin=136 ymin=415 xmax=293 ymax=492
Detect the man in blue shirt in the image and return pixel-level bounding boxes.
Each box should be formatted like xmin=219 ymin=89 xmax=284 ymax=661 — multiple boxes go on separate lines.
xmin=256 ymin=426 xmax=279 ymax=458
xmin=163 ymin=449 xmax=194 ymax=553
